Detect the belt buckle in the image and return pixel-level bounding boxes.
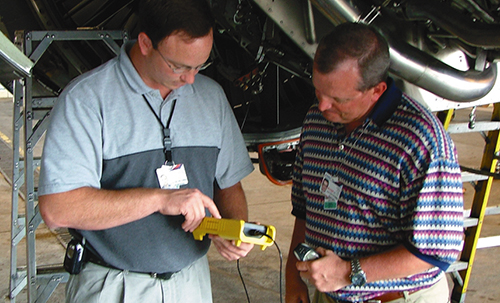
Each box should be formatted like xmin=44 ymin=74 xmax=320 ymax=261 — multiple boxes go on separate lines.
xmin=150 ymin=271 xmax=175 ymax=280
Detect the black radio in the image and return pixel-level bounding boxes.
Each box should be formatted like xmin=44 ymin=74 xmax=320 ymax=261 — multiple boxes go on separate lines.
xmin=63 ymin=238 xmax=85 ymax=274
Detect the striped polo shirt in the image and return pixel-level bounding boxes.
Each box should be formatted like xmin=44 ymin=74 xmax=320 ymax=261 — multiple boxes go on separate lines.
xmin=291 ymin=79 xmax=464 ymax=302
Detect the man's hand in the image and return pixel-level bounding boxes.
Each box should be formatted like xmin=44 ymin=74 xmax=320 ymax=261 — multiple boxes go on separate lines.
xmin=208 ymin=182 xmax=253 ymax=260
xmin=209 ymin=235 xmax=254 ymax=261
xmin=158 ymin=188 xmax=221 ymax=232
xmin=296 ymin=247 xmax=351 ymax=293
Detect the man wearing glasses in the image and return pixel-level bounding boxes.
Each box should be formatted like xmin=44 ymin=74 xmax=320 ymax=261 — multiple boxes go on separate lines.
xmin=38 ymin=0 xmax=255 ymax=302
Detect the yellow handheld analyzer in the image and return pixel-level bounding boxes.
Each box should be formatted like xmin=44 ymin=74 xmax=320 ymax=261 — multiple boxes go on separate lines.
xmin=192 ymin=217 xmax=276 ymax=250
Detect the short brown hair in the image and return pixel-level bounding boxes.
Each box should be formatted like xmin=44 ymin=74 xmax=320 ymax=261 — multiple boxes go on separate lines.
xmin=314 ymin=22 xmax=390 ymax=91
xmin=139 ymin=0 xmax=215 ymax=49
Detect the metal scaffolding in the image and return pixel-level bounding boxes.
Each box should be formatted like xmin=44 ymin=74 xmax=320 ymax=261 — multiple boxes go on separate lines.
xmin=7 ymin=29 xmax=127 ymax=303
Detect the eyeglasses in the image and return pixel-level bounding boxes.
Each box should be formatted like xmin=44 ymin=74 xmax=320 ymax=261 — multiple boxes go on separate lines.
xmin=155 ymin=49 xmax=212 ymax=74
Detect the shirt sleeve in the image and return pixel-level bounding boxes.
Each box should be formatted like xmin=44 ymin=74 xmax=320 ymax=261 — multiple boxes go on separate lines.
xmin=38 ymin=85 xmax=104 ymax=196
xmin=401 ymin=156 xmax=464 ymax=271
xmin=214 ymin=88 xmax=254 ymax=189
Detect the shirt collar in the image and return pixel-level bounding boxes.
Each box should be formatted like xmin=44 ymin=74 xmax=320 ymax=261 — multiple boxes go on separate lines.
xmin=368 ymin=77 xmax=403 ymax=127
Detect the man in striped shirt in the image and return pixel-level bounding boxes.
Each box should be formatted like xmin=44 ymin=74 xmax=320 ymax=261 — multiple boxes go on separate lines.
xmin=285 ymin=22 xmax=464 ymax=303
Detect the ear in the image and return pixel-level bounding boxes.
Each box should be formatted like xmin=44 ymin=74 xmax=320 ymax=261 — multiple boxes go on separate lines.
xmin=137 ymin=32 xmax=154 ymax=56
xmin=371 ymin=81 xmax=388 ymax=102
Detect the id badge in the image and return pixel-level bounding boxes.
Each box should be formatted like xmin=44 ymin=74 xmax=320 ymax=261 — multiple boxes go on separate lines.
xmin=321 ymin=172 xmax=342 ymax=210
xmin=156 ymin=163 xmax=188 ymax=189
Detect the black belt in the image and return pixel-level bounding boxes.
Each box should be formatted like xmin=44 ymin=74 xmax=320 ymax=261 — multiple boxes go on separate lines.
xmin=84 ymin=245 xmax=177 ymax=280
xmin=331 ymin=289 xmax=420 ymax=303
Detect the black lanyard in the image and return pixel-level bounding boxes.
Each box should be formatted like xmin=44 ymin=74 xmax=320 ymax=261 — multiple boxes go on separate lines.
xmin=142 ymin=95 xmax=177 ymax=164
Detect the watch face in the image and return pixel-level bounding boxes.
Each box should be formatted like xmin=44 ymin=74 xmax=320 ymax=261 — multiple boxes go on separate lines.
xmin=351 ymin=273 xmax=366 ymax=286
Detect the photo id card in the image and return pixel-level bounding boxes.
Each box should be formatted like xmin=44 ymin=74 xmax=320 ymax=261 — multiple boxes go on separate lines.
xmin=156 ymin=163 xmax=188 ymax=189
xmin=321 ymin=172 xmax=342 ymax=210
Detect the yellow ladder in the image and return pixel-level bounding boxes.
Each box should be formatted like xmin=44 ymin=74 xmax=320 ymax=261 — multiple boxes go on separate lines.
xmin=441 ymin=106 xmax=500 ymax=303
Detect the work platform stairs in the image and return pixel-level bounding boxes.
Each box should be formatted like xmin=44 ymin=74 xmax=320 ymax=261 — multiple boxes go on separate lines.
xmin=1 ymin=28 xmax=500 ymax=302
xmin=439 ymin=105 xmax=500 ymax=303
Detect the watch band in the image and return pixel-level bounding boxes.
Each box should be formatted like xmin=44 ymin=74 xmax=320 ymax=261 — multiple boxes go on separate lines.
xmin=351 ymin=258 xmax=362 ymax=272
xmin=350 ymin=259 xmax=367 ymax=286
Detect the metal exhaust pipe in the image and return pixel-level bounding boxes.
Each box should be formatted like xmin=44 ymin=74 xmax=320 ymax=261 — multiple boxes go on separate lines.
xmin=311 ymin=0 xmax=497 ymax=102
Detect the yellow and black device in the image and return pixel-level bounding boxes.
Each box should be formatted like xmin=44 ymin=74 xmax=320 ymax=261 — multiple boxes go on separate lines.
xmin=192 ymin=217 xmax=276 ymax=250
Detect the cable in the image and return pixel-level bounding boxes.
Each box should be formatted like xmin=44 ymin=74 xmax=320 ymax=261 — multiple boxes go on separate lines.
xmin=237 ymin=259 xmax=251 ymax=303
xmin=269 ymin=235 xmax=283 ymax=303
xmin=236 ymin=232 xmax=283 ymax=303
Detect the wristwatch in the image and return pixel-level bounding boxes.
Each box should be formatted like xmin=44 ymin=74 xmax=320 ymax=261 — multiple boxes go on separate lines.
xmin=349 ymin=259 xmax=367 ymax=286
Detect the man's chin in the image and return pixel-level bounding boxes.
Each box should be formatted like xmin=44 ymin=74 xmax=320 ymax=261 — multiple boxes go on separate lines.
xmin=171 ymin=83 xmax=185 ymax=89
xmin=321 ymin=112 xmax=342 ymax=123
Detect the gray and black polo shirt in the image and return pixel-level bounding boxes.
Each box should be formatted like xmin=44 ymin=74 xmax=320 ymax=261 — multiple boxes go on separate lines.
xmin=39 ymin=41 xmax=254 ymax=273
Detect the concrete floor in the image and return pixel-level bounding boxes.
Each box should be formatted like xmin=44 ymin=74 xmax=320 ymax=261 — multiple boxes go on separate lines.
xmin=0 ymin=96 xmax=499 ymax=302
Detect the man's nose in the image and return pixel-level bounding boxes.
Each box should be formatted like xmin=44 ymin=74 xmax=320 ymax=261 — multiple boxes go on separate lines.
xmin=180 ymin=70 xmax=197 ymax=85
xmin=317 ymin=97 xmax=331 ymax=112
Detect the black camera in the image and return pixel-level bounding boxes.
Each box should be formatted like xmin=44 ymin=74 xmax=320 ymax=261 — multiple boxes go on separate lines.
xmin=293 ymin=243 xmax=320 ymax=261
